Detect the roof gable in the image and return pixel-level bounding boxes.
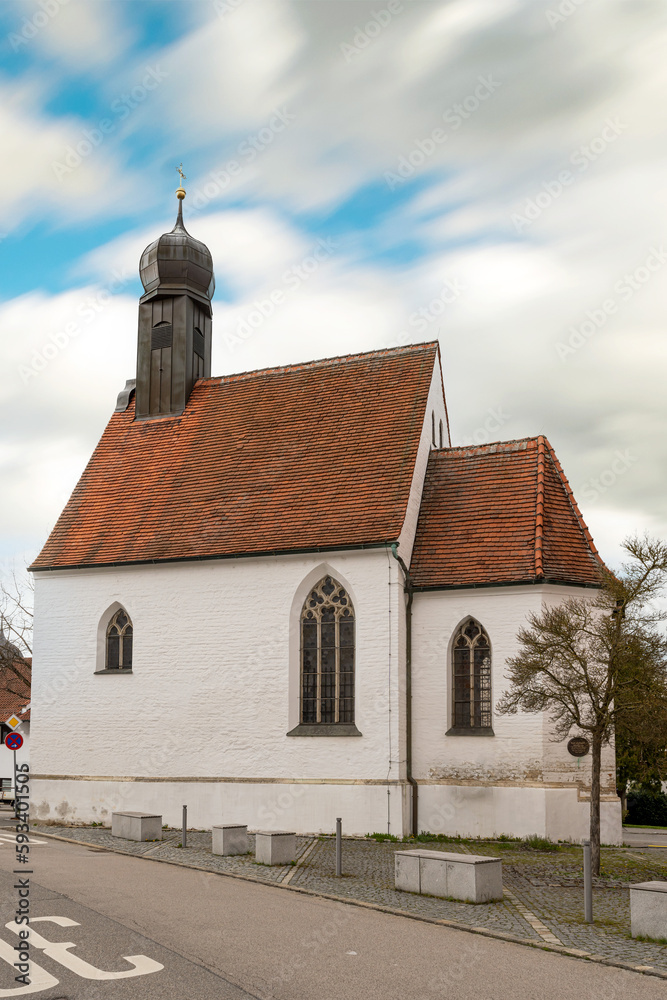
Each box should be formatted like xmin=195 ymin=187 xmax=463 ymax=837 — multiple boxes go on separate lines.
xmin=410 ymin=436 xmax=605 ymax=589
xmin=31 ymin=343 xmax=439 ymax=570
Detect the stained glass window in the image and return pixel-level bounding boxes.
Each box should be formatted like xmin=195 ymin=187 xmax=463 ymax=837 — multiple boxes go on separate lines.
xmin=452 ymin=618 xmax=491 ymax=728
xmin=106 ymin=609 xmax=133 ymax=670
xmin=300 ymin=577 xmax=355 ymax=724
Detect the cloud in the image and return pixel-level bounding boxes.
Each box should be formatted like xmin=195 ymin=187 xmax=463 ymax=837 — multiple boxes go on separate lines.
xmin=3 ymin=0 xmax=667 ymax=579
xmin=31 ymin=0 xmax=133 ymax=71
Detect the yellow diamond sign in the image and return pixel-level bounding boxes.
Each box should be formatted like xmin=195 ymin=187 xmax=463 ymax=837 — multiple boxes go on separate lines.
xmin=4 ymin=715 xmax=21 ymax=731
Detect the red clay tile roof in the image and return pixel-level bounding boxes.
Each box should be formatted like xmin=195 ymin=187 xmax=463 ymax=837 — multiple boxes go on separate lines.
xmin=31 ymin=343 xmax=439 ymax=570
xmin=410 ymin=436 xmax=605 ymax=589
xmin=0 ymin=660 xmax=31 ymax=724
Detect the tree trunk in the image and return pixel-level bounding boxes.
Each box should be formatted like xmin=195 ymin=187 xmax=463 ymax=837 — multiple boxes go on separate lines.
xmin=590 ymin=734 xmax=602 ymax=876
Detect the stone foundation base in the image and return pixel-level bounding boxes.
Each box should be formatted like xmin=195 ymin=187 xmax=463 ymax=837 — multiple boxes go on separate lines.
xmin=30 ymin=777 xmax=622 ymax=844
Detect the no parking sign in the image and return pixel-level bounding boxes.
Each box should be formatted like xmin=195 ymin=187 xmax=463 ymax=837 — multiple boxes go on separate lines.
xmin=4 ymin=732 xmax=23 ymax=751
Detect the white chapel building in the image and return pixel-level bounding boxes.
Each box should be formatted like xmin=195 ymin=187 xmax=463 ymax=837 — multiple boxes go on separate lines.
xmin=30 ymin=189 xmax=622 ymax=843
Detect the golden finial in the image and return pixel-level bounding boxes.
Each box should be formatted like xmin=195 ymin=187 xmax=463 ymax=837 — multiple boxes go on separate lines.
xmin=176 ymin=163 xmax=186 ymax=200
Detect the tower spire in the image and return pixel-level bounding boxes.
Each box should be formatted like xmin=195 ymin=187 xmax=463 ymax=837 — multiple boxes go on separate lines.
xmin=175 ymin=163 xmax=186 ymax=229
xmin=135 ymin=169 xmax=215 ymax=419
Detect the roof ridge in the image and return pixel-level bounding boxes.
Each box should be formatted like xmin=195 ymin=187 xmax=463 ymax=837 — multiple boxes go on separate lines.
xmin=203 ymin=341 xmax=439 ymax=387
xmin=542 ymin=437 xmax=606 ymax=571
xmin=434 ymin=436 xmax=540 ymax=455
xmin=535 ymin=435 xmax=546 ymax=578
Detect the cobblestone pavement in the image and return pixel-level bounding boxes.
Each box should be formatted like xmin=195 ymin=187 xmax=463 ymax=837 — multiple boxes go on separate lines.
xmin=31 ymin=825 xmax=667 ymax=974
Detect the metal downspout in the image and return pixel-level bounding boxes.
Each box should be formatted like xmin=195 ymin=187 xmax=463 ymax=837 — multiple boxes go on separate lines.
xmin=390 ymin=543 xmax=418 ymax=838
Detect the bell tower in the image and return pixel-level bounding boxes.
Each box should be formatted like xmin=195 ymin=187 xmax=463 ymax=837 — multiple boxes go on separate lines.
xmin=135 ymin=167 xmax=215 ymax=419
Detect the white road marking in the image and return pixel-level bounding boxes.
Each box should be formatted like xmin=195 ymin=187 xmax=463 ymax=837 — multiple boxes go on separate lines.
xmin=4 ymin=917 xmax=164 ymax=982
xmin=0 ymin=937 xmax=59 ymax=997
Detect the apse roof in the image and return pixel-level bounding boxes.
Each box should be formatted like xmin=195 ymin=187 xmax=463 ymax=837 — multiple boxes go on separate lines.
xmin=410 ymin=436 xmax=606 ymax=589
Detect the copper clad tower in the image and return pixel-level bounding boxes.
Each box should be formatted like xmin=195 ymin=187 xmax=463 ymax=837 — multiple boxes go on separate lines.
xmin=135 ymin=168 xmax=215 ymax=418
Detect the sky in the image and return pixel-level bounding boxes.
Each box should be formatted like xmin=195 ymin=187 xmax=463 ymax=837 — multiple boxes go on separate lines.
xmin=0 ymin=0 xmax=666 ymax=580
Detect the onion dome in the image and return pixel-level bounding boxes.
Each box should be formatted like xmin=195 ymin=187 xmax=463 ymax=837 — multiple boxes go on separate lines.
xmin=139 ymin=169 xmax=215 ymax=300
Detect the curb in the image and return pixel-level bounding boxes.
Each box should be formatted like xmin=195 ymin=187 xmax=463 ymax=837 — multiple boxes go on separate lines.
xmin=31 ymin=829 xmax=667 ymax=981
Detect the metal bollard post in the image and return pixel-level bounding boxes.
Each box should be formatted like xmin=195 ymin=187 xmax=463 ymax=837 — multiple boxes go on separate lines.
xmin=336 ymin=817 xmax=342 ymax=876
xmin=583 ymin=840 xmax=593 ymax=923
xmin=182 ymin=805 xmax=187 ymax=849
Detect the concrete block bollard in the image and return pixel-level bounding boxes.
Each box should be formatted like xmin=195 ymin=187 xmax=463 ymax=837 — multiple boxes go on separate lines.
xmin=630 ymin=882 xmax=667 ymax=939
xmin=112 ymin=812 xmax=162 ymax=842
xmin=212 ymin=824 xmax=249 ymax=856
xmin=255 ymin=831 xmax=296 ymax=866
xmin=395 ymin=849 xmax=503 ymax=903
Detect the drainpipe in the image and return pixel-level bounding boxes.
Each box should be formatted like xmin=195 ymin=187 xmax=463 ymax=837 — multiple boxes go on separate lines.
xmin=390 ymin=543 xmax=418 ymax=838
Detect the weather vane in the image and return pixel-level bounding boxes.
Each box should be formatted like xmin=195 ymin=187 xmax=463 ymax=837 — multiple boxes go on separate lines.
xmin=176 ymin=163 xmax=186 ymax=201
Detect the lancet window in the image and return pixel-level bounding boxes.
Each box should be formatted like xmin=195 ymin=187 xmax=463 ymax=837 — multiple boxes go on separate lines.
xmin=300 ymin=577 xmax=355 ymax=725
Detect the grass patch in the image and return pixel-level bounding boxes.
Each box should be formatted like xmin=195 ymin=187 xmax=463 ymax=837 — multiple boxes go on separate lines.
xmin=413 ymin=832 xmax=464 ymax=843
xmin=633 ymin=933 xmax=667 ymax=945
xmin=522 ymin=834 xmax=560 ymax=852
xmin=366 ymin=832 xmax=400 ymax=843
xmin=623 ymin=823 xmax=667 ymax=830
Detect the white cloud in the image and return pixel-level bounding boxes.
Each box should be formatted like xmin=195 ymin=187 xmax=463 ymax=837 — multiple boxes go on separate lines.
xmin=32 ymin=0 xmax=133 ymax=71
xmin=3 ymin=0 xmax=667 ymax=581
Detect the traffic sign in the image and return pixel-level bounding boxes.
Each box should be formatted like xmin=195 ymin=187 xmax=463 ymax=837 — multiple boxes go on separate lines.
xmin=4 ymin=714 xmax=21 ymax=731
xmin=4 ymin=732 xmax=23 ymax=751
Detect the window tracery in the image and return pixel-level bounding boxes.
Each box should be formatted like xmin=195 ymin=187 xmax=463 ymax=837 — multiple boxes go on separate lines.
xmin=106 ymin=609 xmax=133 ymax=670
xmin=300 ymin=577 xmax=355 ymax=725
xmin=452 ymin=618 xmax=491 ymax=729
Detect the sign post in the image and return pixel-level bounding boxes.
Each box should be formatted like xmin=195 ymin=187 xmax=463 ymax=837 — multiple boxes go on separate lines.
xmin=568 ymin=736 xmax=593 ymax=923
xmin=4 ymin=732 xmax=24 ymax=819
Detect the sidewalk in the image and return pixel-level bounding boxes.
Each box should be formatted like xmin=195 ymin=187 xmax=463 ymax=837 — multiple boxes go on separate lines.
xmin=31 ymin=822 xmax=667 ymax=977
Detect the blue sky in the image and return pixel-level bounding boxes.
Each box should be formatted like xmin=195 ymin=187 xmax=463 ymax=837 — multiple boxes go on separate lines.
xmin=1 ymin=0 xmax=666 ymax=577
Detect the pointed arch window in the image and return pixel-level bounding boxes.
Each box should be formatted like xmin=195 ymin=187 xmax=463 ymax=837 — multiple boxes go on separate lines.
xmin=448 ymin=618 xmax=493 ymax=734
xmin=289 ymin=576 xmax=361 ymax=735
xmin=106 ymin=609 xmax=133 ymax=671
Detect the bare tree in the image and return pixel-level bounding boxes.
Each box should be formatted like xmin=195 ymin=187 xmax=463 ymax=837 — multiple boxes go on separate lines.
xmin=496 ymin=536 xmax=667 ymax=875
xmin=0 ymin=573 xmax=33 ymax=704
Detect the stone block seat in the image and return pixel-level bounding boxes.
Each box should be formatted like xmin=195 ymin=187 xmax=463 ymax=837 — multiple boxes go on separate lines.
xmin=212 ymin=824 xmax=249 ymax=856
xmin=111 ymin=812 xmax=162 ymax=842
xmin=255 ymin=831 xmax=296 ymax=866
xmin=630 ymin=881 xmax=667 ymax=939
xmin=395 ymin=849 xmax=503 ymax=903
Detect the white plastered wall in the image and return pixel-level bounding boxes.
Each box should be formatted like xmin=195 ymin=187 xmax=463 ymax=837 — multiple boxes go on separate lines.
xmin=30 ymin=549 xmax=408 ymax=835
xmin=411 ymin=584 xmax=622 ymax=843
xmin=396 ymin=354 xmax=448 ymax=565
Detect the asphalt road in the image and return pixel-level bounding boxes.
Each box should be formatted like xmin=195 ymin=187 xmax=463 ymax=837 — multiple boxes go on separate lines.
xmin=0 ymin=808 xmax=665 ymax=1000
xmin=623 ymin=827 xmax=667 ymax=848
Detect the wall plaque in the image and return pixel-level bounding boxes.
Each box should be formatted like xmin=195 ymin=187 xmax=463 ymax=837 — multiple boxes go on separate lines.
xmin=567 ymin=736 xmax=590 ymax=757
